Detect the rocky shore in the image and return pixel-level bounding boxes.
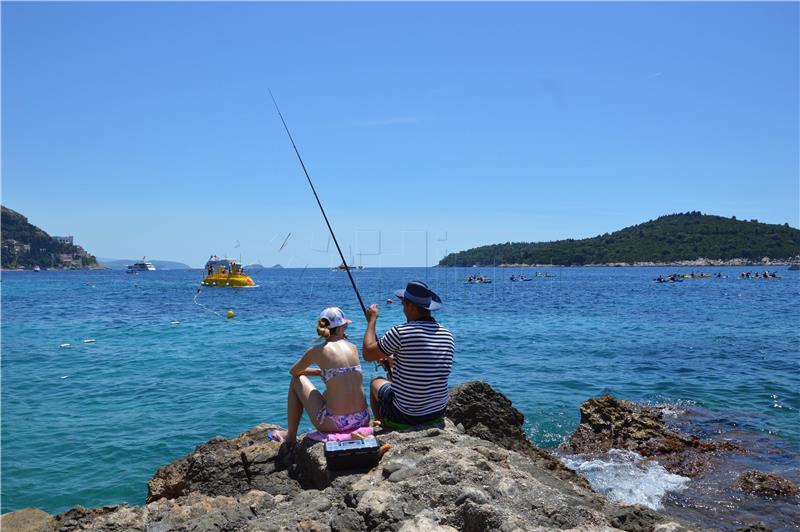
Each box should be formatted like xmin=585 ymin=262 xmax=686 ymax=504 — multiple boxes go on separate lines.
xmin=3 ymin=382 xmax=797 ymax=531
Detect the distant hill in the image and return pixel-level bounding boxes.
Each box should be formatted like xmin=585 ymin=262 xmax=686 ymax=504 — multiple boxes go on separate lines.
xmin=1 ymin=206 xmax=98 ymax=269
xmin=97 ymin=258 xmax=192 ymax=270
xmin=438 ymin=212 xmax=800 ymax=267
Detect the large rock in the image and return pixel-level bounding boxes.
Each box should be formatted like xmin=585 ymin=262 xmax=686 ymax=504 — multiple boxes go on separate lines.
xmin=559 ymin=394 xmax=741 ymax=477
xmin=448 ymin=380 xmax=592 ymax=489
xmin=146 ymin=423 xmax=301 ymax=502
xmin=55 ymin=418 xmax=691 ymax=531
xmin=17 ymin=382 xmax=698 ymax=531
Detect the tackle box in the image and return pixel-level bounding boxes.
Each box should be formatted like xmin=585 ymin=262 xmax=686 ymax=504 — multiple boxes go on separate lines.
xmin=324 ymin=436 xmax=380 ymax=471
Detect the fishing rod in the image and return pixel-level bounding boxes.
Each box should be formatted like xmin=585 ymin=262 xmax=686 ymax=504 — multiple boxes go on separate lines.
xmin=269 ymin=90 xmax=367 ymax=318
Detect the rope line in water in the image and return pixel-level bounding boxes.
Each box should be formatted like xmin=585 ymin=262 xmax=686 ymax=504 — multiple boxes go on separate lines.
xmin=193 ymin=289 xmax=223 ymax=317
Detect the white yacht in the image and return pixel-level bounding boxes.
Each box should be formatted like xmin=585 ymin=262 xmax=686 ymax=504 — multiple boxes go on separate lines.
xmin=127 ymin=257 xmax=156 ymax=273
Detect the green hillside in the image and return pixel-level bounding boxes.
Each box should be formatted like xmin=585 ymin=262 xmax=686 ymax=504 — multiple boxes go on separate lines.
xmin=438 ymin=212 xmax=800 ymax=267
xmin=1 ymin=206 xmax=98 ymax=269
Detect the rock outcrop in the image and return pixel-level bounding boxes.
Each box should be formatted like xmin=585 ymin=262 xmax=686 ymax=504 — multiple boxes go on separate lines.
xmin=559 ymin=394 xmax=742 ymax=477
xmin=5 ymin=383 xmax=697 ymax=532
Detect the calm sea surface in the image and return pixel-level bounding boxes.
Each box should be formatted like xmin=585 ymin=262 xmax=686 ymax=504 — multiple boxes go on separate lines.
xmin=2 ymin=267 xmax=798 ymax=515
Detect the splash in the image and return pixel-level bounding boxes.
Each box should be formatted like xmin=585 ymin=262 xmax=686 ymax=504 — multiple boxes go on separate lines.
xmin=559 ymin=449 xmax=689 ymax=509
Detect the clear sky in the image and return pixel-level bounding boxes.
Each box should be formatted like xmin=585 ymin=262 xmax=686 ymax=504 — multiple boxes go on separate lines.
xmin=2 ymin=1 xmax=798 ymax=267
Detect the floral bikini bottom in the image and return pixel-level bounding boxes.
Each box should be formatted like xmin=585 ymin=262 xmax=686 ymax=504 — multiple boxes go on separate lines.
xmin=316 ymin=406 xmax=370 ymax=432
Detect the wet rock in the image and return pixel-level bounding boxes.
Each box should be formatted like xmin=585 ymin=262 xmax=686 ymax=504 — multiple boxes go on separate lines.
xmin=735 ymin=523 xmax=772 ymax=532
xmin=736 ymin=470 xmax=800 ymax=497
xmin=560 ymin=394 xmax=742 ymax=477
xmin=610 ymin=506 xmax=661 ymax=532
xmin=0 ymin=508 xmax=56 ymax=532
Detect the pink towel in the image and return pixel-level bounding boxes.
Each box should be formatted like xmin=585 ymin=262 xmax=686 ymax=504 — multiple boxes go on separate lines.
xmin=305 ymin=426 xmax=374 ymax=442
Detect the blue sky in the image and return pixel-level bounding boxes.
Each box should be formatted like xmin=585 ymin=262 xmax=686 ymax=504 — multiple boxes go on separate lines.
xmin=3 ymin=2 xmax=798 ymax=267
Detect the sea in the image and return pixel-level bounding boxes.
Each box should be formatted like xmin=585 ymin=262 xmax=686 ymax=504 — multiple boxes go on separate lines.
xmin=2 ymin=267 xmax=799 ymax=529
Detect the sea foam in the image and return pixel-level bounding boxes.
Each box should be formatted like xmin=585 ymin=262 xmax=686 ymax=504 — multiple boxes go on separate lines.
xmin=559 ymin=449 xmax=690 ymax=509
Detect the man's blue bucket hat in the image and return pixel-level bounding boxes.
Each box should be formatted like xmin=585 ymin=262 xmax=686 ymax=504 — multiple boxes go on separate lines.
xmin=394 ymin=280 xmax=442 ymax=311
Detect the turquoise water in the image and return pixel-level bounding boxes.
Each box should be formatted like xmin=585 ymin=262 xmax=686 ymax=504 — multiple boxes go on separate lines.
xmin=2 ymin=267 xmax=798 ymax=514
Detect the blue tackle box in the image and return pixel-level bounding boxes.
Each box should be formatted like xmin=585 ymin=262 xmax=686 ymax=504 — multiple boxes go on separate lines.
xmin=324 ymin=436 xmax=380 ymax=471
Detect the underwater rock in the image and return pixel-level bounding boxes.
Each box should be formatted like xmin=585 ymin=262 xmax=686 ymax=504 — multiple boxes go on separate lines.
xmin=736 ymin=470 xmax=800 ymax=497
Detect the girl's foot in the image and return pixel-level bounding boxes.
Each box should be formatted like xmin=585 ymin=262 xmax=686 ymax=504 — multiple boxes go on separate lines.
xmin=267 ymin=430 xmax=290 ymax=443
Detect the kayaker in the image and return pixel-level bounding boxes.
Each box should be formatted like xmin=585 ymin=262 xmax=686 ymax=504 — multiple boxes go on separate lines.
xmin=268 ymin=307 xmax=369 ymax=443
xmin=363 ymin=281 xmax=454 ymax=426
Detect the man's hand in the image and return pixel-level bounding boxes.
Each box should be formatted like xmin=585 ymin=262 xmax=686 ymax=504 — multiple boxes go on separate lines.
xmin=366 ymin=304 xmax=379 ymax=321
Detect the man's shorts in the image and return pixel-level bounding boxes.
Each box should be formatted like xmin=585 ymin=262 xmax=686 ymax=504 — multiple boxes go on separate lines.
xmin=377 ymin=383 xmax=446 ymax=425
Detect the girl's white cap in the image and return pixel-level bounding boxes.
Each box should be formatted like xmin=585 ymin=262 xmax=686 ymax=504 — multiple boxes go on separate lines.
xmin=319 ymin=307 xmax=352 ymax=329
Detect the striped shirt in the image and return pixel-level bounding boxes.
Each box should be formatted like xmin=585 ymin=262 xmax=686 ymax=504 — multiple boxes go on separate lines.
xmin=378 ymin=318 xmax=455 ymax=417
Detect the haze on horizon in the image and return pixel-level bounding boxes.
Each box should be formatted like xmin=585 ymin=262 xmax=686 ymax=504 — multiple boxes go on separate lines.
xmin=2 ymin=2 xmax=798 ymax=268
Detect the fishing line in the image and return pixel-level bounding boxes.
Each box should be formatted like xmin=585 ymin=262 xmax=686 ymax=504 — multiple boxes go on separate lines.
xmin=270 ymin=91 xmax=395 ymax=379
xmin=279 ymin=232 xmax=292 ymax=252
xmin=193 ymin=288 xmax=223 ymax=317
xmin=269 ymin=90 xmax=367 ymax=317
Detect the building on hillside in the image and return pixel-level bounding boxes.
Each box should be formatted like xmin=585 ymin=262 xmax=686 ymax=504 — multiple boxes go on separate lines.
xmin=53 ymin=236 xmax=74 ymax=245
xmin=4 ymin=239 xmax=31 ymax=254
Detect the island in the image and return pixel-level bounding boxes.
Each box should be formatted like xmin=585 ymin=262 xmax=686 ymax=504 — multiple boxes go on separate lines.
xmin=439 ymin=212 xmax=800 ymax=267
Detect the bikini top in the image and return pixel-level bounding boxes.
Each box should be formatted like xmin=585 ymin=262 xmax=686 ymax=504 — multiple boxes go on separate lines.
xmin=320 ymin=364 xmax=362 ymax=384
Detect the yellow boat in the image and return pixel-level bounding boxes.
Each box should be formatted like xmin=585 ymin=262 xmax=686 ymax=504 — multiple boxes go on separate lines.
xmin=201 ymin=256 xmax=255 ymax=287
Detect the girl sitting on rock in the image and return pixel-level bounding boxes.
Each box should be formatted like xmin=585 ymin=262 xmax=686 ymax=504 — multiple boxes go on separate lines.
xmin=268 ymin=307 xmax=370 ymax=443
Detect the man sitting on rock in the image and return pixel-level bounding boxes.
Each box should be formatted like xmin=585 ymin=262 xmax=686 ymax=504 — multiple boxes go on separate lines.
xmin=363 ymin=281 xmax=454 ymax=426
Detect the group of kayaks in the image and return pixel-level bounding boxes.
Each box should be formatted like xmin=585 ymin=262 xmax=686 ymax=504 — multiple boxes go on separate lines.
xmin=739 ymin=271 xmax=782 ymax=279
xmin=464 ymin=275 xmax=493 ymax=284
xmin=510 ymin=273 xmax=554 ymax=281
xmin=655 ymin=271 xmax=784 ymax=283
xmin=464 ymin=272 xmax=559 ymax=284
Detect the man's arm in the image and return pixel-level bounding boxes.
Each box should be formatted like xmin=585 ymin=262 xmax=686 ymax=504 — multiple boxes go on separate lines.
xmin=362 ymin=304 xmax=384 ymax=362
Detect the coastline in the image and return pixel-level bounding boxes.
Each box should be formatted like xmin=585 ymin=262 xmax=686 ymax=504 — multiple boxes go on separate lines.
xmin=466 ymin=257 xmax=796 ymax=268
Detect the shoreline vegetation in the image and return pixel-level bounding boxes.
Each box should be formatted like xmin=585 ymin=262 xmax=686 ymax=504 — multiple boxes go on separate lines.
xmin=439 ymin=212 xmax=800 ymax=268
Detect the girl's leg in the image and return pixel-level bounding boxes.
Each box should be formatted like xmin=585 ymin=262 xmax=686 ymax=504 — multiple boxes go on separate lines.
xmin=279 ymin=376 xmax=334 ymax=442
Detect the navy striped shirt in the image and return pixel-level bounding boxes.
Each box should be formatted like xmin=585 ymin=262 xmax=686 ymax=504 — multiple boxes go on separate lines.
xmin=378 ymin=318 xmax=454 ymax=417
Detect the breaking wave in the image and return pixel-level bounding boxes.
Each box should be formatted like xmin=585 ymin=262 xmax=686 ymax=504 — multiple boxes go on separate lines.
xmin=559 ymin=449 xmax=690 ymax=509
